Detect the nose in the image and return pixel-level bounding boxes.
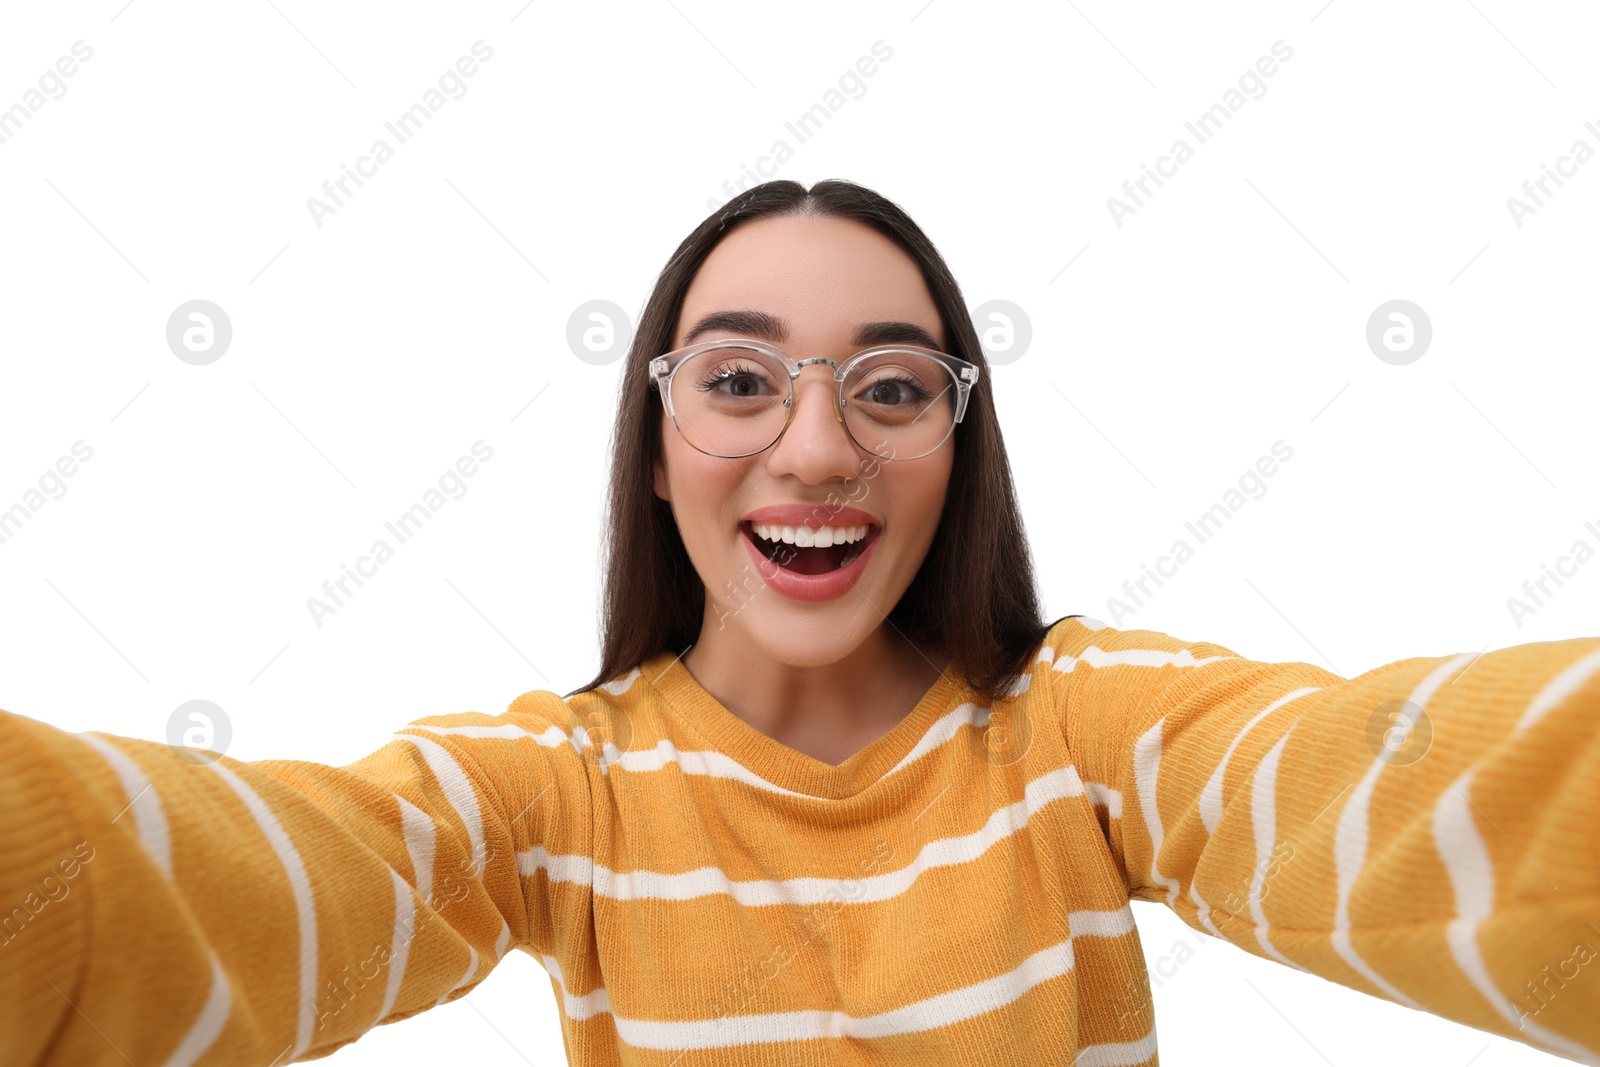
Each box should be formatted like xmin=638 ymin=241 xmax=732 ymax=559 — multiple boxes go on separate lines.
xmin=764 ymin=363 xmax=861 ymax=481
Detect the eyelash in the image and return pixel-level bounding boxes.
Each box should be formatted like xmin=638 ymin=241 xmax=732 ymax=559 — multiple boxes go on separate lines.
xmin=695 ymin=362 xmax=768 ymax=393
xmin=870 ymin=374 xmax=932 ymax=402
xmin=694 ymin=365 xmax=933 ymax=404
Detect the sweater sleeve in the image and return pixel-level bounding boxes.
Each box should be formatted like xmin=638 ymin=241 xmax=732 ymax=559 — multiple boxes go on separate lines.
xmin=1045 ymin=616 xmax=1600 ymax=1064
xmin=0 ymin=687 xmax=592 ymax=1066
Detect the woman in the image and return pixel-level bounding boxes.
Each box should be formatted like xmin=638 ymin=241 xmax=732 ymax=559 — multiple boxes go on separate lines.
xmin=2 ymin=179 xmax=1597 ymax=1066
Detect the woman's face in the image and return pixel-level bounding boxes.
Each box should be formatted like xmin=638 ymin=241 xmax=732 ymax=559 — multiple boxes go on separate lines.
xmin=653 ymin=213 xmax=955 ymax=667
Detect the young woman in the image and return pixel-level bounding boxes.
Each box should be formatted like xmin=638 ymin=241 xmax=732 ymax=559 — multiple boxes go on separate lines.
xmin=3 ymin=180 xmax=1597 ymax=1066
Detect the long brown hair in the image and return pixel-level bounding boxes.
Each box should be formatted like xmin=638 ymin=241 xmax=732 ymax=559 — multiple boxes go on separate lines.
xmin=567 ymin=179 xmax=1052 ymax=706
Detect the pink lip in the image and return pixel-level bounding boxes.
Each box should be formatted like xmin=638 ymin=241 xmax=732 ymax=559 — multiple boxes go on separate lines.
xmin=742 ymin=504 xmax=881 ymax=530
xmin=739 ymin=520 xmax=882 ymax=603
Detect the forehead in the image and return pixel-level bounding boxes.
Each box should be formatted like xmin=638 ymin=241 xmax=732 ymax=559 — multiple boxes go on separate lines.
xmin=675 ymin=214 xmax=945 ymax=349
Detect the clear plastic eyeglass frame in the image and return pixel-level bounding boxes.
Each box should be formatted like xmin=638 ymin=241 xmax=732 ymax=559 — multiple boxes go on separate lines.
xmin=647 ymin=337 xmax=981 ymax=461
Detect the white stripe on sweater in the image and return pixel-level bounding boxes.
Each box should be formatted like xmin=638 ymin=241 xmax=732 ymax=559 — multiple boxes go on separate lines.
xmin=1432 ymin=647 xmax=1600 ymax=1063
xmin=1068 ymin=904 xmax=1137 ymax=938
xmin=376 ymin=867 xmax=414 ymax=1024
xmin=1516 ymin=645 xmax=1600 ymax=734
xmin=615 ymin=739 xmax=814 ymax=797
xmin=158 ymin=952 xmax=231 ymax=1067
xmin=1074 ymin=1026 xmax=1160 ymax=1067
xmin=885 ymin=700 xmax=1016 ymax=778
xmin=423 ymin=641 xmax=1222 ymax=805
xmin=613 ymin=938 xmax=1077 ymax=1049
xmin=538 ymin=953 xmax=612 ymax=1021
xmin=619 ymin=765 xmax=1086 ymax=903
xmin=519 ymin=845 xmax=595 ymax=885
xmin=411 ymin=721 xmax=570 ymax=744
xmin=1247 ymin=726 xmax=1307 ymax=972
xmin=1188 ymin=881 xmax=1225 ymax=940
xmin=76 ymin=732 xmax=172 ymax=879
xmin=1197 ymin=687 xmax=1320 ymax=835
xmin=71 ymin=735 xmax=231 ymax=1065
xmin=395 ymin=794 xmax=437 ymax=908
xmin=1082 ymin=780 xmax=1122 ymax=818
xmin=392 ymin=733 xmax=487 ymax=878
xmin=517 ymin=766 xmax=1107 ymax=906
xmin=1330 ymin=655 xmax=1474 ymax=1010
xmin=206 ymin=761 xmax=319 ymax=1060
xmin=1131 ymin=719 xmax=1183 ymax=907
xmin=436 ymin=946 xmax=479 ymax=1005
xmin=531 ymin=921 xmax=1132 ymax=1049
xmin=1052 ymin=645 xmax=1237 ymax=674
xmin=601 ymin=667 xmax=641 ymax=696
xmin=418 ymin=644 xmax=1238 ymax=808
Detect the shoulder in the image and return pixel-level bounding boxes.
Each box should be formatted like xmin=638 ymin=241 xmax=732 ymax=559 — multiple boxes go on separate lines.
xmin=1038 ymin=614 xmax=1108 ymax=661
xmin=503 ymin=660 xmax=666 ymax=753
xmin=502 ymin=686 xmax=578 ymax=731
xmin=1037 ymin=615 xmax=1244 ymax=676
xmin=1031 ymin=616 xmax=1250 ymax=736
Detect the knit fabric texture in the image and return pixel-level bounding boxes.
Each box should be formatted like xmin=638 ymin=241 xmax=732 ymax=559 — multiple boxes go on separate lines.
xmin=3 ymin=615 xmax=1598 ymax=1065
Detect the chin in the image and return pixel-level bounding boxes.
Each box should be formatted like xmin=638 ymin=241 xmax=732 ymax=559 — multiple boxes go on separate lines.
xmin=727 ymin=611 xmax=874 ymax=668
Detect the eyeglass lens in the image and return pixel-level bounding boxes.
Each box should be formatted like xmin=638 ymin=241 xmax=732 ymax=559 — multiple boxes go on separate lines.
xmin=667 ymin=346 xmax=958 ymax=459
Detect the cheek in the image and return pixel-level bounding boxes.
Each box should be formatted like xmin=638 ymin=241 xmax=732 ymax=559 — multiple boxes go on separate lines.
xmin=898 ymin=460 xmax=953 ymax=528
xmin=660 ymin=434 xmax=744 ymax=539
xmin=888 ymin=462 xmax=953 ymax=568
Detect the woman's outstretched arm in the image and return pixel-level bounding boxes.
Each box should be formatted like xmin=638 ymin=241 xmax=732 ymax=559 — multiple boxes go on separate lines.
xmin=1044 ymin=616 xmax=1600 ymax=1064
xmin=0 ymin=687 xmax=592 ymax=1065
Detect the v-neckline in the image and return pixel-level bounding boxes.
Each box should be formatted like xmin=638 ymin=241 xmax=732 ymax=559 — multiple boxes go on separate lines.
xmin=640 ymin=648 xmax=966 ymax=800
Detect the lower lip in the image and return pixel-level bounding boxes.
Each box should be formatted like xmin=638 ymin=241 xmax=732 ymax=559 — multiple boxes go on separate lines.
xmin=739 ymin=524 xmax=881 ymax=603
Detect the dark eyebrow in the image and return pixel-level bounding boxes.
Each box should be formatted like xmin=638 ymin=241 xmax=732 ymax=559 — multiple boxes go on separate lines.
xmin=680 ymin=310 xmax=943 ymax=352
xmin=852 ymin=320 xmax=943 ymax=351
xmin=681 ymin=309 xmax=787 ymax=346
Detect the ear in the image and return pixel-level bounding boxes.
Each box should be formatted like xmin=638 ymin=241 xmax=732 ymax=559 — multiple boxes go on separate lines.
xmin=652 ymin=456 xmax=670 ymax=501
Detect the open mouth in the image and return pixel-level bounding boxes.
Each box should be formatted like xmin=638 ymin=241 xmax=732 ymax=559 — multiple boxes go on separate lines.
xmin=740 ymin=520 xmax=878 ymax=576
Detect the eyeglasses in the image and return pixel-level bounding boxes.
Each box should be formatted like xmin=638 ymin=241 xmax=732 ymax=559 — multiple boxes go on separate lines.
xmin=647 ymin=337 xmax=979 ymax=461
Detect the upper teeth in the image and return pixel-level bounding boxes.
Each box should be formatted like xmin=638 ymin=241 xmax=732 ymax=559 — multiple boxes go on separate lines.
xmin=751 ymin=522 xmax=870 ymax=548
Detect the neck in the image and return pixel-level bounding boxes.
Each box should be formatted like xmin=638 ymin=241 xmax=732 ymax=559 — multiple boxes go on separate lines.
xmin=682 ymin=613 xmax=948 ymax=766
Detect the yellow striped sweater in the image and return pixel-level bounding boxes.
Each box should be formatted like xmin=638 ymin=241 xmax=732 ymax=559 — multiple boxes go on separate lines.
xmin=3 ymin=615 xmax=1599 ymax=1065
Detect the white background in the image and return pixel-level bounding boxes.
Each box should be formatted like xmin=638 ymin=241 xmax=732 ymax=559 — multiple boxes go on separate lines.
xmin=2 ymin=0 xmax=1597 ymax=1064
